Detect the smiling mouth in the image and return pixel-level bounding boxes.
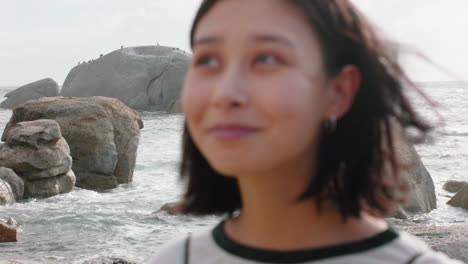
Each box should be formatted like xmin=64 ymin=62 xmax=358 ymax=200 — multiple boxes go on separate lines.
xmin=208 ymin=124 xmax=259 ymax=139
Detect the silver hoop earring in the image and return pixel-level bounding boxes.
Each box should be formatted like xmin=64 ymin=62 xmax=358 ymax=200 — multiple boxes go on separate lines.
xmin=324 ymin=117 xmax=337 ymax=133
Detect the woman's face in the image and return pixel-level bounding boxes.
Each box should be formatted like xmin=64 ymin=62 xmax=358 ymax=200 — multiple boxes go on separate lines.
xmin=182 ymin=0 xmax=337 ymax=177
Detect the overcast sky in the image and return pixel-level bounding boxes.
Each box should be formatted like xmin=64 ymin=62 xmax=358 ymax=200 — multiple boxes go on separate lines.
xmin=0 ymin=0 xmax=467 ymax=86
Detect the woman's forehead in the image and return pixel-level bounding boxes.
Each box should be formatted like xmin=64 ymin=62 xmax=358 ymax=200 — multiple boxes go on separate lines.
xmin=193 ymin=0 xmax=313 ymax=44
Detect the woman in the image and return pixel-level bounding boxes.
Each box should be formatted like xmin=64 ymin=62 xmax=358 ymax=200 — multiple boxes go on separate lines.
xmin=152 ymin=0 xmax=462 ymax=263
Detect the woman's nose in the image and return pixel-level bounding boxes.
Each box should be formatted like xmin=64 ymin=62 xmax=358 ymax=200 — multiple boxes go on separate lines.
xmin=211 ymin=66 xmax=248 ymax=110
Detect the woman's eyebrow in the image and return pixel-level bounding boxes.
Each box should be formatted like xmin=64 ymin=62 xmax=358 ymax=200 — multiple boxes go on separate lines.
xmin=193 ymin=36 xmax=222 ymax=47
xmin=250 ymin=34 xmax=295 ymax=49
xmin=193 ymin=34 xmax=295 ymax=49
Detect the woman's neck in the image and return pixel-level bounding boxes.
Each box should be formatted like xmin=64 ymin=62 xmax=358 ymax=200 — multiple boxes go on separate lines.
xmin=225 ymin=168 xmax=388 ymax=251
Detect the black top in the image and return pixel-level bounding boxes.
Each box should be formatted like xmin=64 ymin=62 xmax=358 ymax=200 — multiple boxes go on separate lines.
xmin=212 ymin=220 xmax=399 ymax=263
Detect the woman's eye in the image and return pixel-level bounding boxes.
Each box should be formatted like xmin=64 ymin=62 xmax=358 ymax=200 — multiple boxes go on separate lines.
xmin=196 ymin=56 xmax=220 ymax=68
xmin=255 ymin=54 xmax=281 ymax=65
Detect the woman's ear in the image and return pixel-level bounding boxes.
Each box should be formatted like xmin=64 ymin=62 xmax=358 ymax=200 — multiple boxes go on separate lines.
xmin=327 ymin=65 xmax=361 ymax=119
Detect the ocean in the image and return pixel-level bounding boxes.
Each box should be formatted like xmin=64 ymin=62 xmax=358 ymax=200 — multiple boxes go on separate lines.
xmin=0 ymin=82 xmax=467 ymax=263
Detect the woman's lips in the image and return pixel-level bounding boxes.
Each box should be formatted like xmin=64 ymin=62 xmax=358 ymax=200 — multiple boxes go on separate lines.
xmin=208 ymin=124 xmax=259 ymax=139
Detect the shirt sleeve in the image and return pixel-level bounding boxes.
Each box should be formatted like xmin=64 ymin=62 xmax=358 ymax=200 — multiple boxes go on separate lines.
xmin=415 ymin=251 xmax=465 ymax=264
xmin=149 ymin=235 xmax=186 ymax=264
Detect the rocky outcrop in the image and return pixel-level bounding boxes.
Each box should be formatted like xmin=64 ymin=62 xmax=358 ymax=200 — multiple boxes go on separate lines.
xmin=0 ymin=220 xmax=17 ymax=242
xmin=158 ymin=202 xmax=184 ymax=215
xmin=23 ymin=170 xmax=76 ymax=198
xmin=389 ymin=132 xmax=437 ymax=218
xmin=0 ymin=119 xmax=75 ymax=198
xmin=0 ymin=180 xmax=15 ymax=205
xmin=81 ymin=256 xmax=137 ymax=264
xmin=447 ymin=184 xmax=468 ymax=210
xmin=61 ymin=46 xmax=190 ymax=113
xmin=3 ymin=97 xmax=143 ymax=190
xmin=0 ymin=167 xmax=24 ymax=200
xmin=0 ymin=78 xmax=59 ymax=109
xmin=443 ymin=180 xmax=467 ymax=193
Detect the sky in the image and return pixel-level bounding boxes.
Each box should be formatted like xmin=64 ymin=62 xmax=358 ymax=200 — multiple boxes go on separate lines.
xmin=0 ymin=0 xmax=467 ymax=86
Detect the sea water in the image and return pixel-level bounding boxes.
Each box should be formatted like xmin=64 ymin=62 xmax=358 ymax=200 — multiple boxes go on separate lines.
xmin=0 ymin=82 xmax=466 ymax=263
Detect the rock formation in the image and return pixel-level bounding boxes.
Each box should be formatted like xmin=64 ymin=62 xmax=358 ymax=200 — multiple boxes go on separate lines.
xmin=0 ymin=220 xmax=17 ymax=242
xmin=389 ymin=132 xmax=437 ymax=218
xmin=0 ymin=78 xmax=59 ymax=109
xmin=61 ymin=46 xmax=190 ymax=113
xmin=447 ymin=184 xmax=468 ymax=210
xmin=0 ymin=179 xmax=15 ymax=205
xmin=3 ymin=97 xmax=143 ymax=190
xmin=443 ymin=180 xmax=467 ymax=193
xmin=0 ymin=167 xmax=23 ymax=200
xmin=0 ymin=119 xmax=75 ymax=198
xmin=158 ymin=202 xmax=184 ymax=215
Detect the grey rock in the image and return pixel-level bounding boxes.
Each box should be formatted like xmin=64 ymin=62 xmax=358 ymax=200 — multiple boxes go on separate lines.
xmin=0 ymin=179 xmax=15 ymax=205
xmin=23 ymin=171 xmax=75 ymax=198
xmin=2 ymin=96 xmax=143 ymax=190
xmin=390 ymin=132 xmax=437 ymax=218
xmin=0 ymin=78 xmax=59 ymax=109
xmin=61 ymin=46 xmax=190 ymax=113
xmin=3 ymin=119 xmax=62 ymax=149
xmin=443 ymin=180 xmax=468 ymax=193
xmin=57 ymin=170 xmax=76 ymax=194
xmin=0 ymin=119 xmax=74 ymax=198
xmin=0 ymin=136 xmax=72 ymax=181
xmin=0 ymin=167 xmax=24 ymax=200
xmin=447 ymin=184 xmax=468 ymax=210
xmin=158 ymin=201 xmax=184 ymax=215
xmin=6 ymin=217 xmax=17 ymax=227
xmin=81 ymin=256 xmax=137 ymax=264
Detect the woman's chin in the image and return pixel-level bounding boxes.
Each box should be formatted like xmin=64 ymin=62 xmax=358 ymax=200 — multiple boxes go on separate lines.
xmin=210 ymin=160 xmax=257 ymax=178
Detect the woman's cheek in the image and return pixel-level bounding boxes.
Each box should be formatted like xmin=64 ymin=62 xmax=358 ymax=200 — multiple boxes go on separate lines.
xmin=181 ymin=75 xmax=206 ymax=120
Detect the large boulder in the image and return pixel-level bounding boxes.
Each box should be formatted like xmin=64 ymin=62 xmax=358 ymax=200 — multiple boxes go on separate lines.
xmin=447 ymin=184 xmax=468 ymax=210
xmin=0 ymin=220 xmax=17 ymax=242
xmin=0 ymin=167 xmax=24 ymax=200
xmin=0 ymin=180 xmax=15 ymax=205
xmin=2 ymin=96 xmax=143 ymax=190
xmin=443 ymin=180 xmax=467 ymax=193
xmin=389 ymin=132 xmax=437 ymax=218
xmin=0 ymin=78 xmax=59 ymax=109
xmin=0 ymin=119 xmax=75 ymax=198
xmin=61 ymin=46 xmax=190 ymax=113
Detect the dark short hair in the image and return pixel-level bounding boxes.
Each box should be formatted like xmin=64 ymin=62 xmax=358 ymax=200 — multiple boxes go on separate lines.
xmin=179 ymin=0 xmax=432 ymax=219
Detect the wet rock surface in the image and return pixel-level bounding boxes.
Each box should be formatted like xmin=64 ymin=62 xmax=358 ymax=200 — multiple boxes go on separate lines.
xmin=0 ymin=119 xmax=74 ymax=198
xmin=3 ymin=97 xmax=143 ymax=190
